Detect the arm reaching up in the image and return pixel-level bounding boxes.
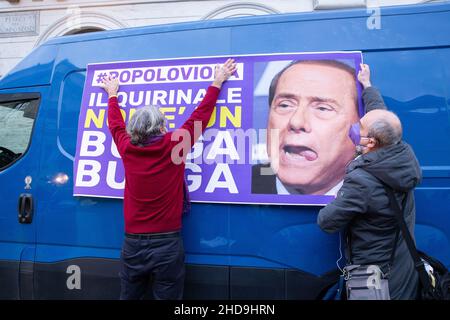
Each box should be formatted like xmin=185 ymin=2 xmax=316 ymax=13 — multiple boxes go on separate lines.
xmin=358 ymin=63 xmax=387 ymax=112
xmin=100 ymin=75 xmax=130 ymax=156
xmin=180 ymin=58 xmax=237 ymax=144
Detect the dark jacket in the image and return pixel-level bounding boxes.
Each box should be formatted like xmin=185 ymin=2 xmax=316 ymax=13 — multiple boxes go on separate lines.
xmin=362 ymin=86 xmax=387 ymax=112
xmin=251 ymin=86 xmax=387 ymax=195
xmin=317 ymin=141 xmax=422 ymax=299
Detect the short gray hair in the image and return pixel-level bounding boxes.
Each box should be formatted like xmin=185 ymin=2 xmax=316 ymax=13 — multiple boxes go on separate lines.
xmin=126 ymin=105 xmax=166 ymax=146
xmin=368 ymin=118 xmax=402 ymax=147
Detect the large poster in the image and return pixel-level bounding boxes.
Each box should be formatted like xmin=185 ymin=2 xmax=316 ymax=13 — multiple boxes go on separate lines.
xmin=74 ymin=51 xmax=363 ymax=205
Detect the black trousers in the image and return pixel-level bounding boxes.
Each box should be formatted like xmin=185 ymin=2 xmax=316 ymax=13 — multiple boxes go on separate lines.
xmin=119 ymin=232 xmax=185 ymax=300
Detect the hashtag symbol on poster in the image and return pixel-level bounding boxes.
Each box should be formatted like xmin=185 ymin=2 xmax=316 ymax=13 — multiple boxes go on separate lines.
xmin=96 ymin=72 xmax=107 ymax=83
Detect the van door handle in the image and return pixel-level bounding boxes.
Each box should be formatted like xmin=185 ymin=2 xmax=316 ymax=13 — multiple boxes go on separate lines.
xmin=18 ymin=193 xmax=33 ymax=224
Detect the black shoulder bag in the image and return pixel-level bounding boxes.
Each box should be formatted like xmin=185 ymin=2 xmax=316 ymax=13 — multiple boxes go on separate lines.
xmin=344 ymin=211 xmax=399 ymax=300
xmin=383 ymin=184 xmax=450 ymax=300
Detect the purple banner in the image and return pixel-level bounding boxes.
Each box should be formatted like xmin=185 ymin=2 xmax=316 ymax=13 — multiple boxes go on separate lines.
xmin=74 ymin=51 xmax=363 ymax=205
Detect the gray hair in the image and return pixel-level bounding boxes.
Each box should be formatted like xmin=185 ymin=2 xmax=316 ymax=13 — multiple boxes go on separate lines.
xmin=126 ymin=105 xmax=166 ymax=146
xmin=368 ymin=118 xmax=402 ymax=147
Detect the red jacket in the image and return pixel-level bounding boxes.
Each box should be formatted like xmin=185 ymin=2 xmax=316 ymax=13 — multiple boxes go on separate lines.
xmin=108 ymin=86 xmax=220 ymax=233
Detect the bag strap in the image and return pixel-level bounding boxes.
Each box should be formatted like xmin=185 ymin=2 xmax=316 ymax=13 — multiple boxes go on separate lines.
xmin=381 ymin=183 xmax=432 ymax=292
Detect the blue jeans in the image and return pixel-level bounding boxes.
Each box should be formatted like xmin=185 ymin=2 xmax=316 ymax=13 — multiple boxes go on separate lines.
xmin=119 ymin=232 xmax=185 ymax=300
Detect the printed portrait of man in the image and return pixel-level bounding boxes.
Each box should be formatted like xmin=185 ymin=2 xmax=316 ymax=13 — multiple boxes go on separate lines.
xmin=252 ymin=59 xmax=361 ymax=196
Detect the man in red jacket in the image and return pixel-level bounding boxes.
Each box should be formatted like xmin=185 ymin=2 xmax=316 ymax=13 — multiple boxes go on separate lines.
xmin=100 ymin=58 xmax=237 ymax=300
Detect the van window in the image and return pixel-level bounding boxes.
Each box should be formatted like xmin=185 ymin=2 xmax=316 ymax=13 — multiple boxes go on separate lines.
xmin=0 ymin=94 xmax=40 ymax=170
xmin=58 ymin=70 xmax=85 ymax=157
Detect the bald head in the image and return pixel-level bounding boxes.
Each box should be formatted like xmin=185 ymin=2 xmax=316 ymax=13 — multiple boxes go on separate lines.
xmin=361 ymin=110 xmax=402 ymax=147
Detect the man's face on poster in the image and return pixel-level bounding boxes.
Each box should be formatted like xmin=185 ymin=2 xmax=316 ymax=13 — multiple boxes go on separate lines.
xmin=267 ymin=62 xmax=359 ymax=195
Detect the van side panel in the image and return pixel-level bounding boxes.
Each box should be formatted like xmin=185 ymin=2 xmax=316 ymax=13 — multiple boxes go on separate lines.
xmin=39 ymin=3 xmax=450 ymax=298
xmin=0 ymin=2 xmax=449 ymax=299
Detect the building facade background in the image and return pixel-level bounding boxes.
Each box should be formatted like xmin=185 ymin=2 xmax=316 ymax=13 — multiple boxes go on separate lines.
xmin=0 ymin=0 xmax=444 ymax=78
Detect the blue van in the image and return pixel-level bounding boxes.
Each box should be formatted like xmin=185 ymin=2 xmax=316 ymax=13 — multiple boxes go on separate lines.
xmin=1 ymin=2 xmax=449 ymax=299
